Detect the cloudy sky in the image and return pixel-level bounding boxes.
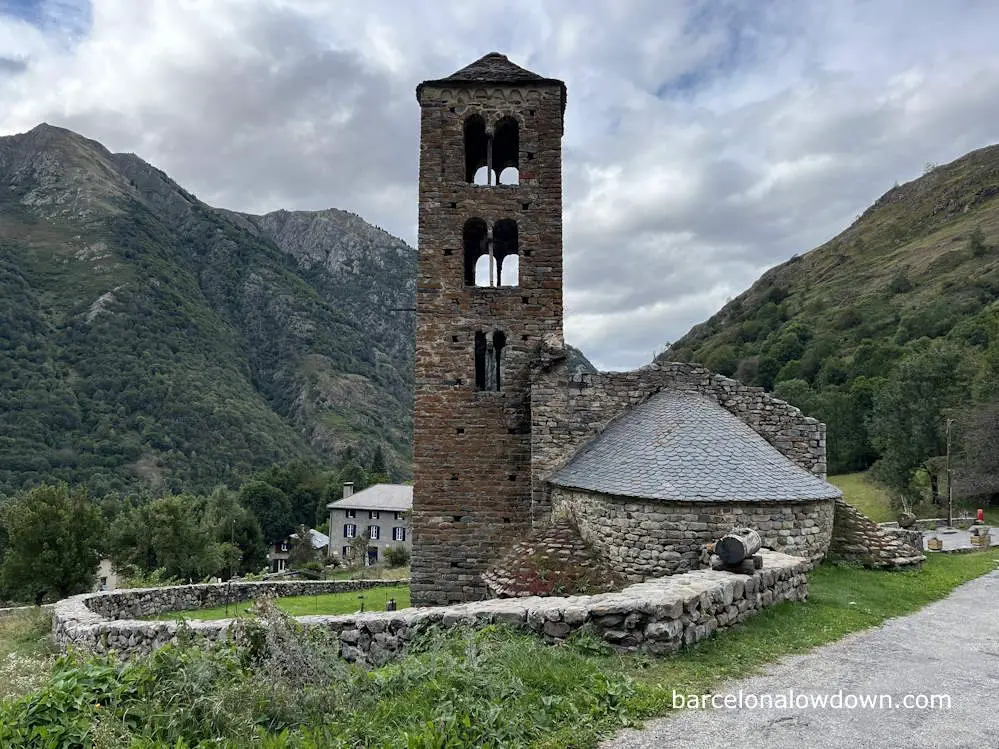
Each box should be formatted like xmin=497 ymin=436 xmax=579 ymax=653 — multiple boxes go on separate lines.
xmin=3 ymin=0 xmax=999 ymax=370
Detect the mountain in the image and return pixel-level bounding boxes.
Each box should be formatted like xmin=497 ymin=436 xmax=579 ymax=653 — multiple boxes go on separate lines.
xmin=666 ymin=145 xmax=999 ymax=474
xmin=0 ymin=124 xmax=415 ymax=495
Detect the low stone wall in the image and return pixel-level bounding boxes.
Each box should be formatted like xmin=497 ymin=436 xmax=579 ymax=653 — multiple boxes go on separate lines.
xmin=827 ymin=499 xmax=925 ymax=568
xmin=53 ymin=551 xmax=808 ymax=661
xmin=553 ymin=487 xmax=834 ymax=580
xmin=80 ymin=579 xmax=401 ymax=621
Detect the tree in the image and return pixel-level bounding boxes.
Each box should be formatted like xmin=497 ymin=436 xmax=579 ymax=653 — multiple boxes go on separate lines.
xmin=288 ymin=524 xmax=319 ymax=569
xmin=110 ymin=494 xmax=221 ymax=581
xmin=869 ymin=342 xmax=972 ymax=502
xmin=0 ymin=484 xmax=104 ymax=601
xmin=239 ymin=480 xmax=293 ymax=543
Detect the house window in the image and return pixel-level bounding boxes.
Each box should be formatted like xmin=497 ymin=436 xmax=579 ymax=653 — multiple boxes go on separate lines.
xmin=341 ymin=545 xmax=351 ymax=558
xmin=344 ymin=524 xmax=357 ymax=539
xmin=392 ymin=527 xmax=407 ymax=541
xmin=368 ymin=510 xmax=380 ymax=520
xmin=345 ymin=509 xmax=356 ymax=519
xmin=279 ymin=541 xmax=288 ymax=552
xmin=394 ymin=511 xmax=405 ymax=521
xmin=369 ymin=525 xmax=380 ymax=540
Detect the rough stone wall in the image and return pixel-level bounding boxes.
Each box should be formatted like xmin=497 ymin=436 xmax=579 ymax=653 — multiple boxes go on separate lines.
xmin=827 ymin=498 xmax=926 ymax=567
xmin=412 ymin=82 xmax=565 ymax=604
xmin=554 ymin=487 xmax=834 ymax=580
xmin=481 ymin=519 xmax=624 ymax=598
xmin=53 ymin=551 xmax=808 ymax=661
xmin=531 ymin=359 xmax=827 ymax=521
xmin=78 ymin=579 xmax=400 ymax=621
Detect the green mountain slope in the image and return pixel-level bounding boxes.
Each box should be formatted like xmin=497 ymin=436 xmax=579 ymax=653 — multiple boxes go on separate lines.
xmin=667 ymin=145 xmax=999 ymax=474
xmin=0 ymin=124 xmax=415 ymax=495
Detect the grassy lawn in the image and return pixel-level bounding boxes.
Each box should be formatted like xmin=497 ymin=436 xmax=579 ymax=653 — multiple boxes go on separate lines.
xmin=0 ymin=609 xmax=56 ymax=701
xmin=4 ymin=552 xmax=998 ymax=746
xmin=830 ymin=471 xmax=999 ymax=525
xmin=148 ymin=584 xmax=411 ymax=621
xmin=828 ymin=471 xmax=895 ymax=521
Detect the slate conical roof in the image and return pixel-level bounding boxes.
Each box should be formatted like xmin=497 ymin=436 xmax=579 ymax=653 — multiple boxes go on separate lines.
xmin=551 ymin=390 xmax=842 ymax=503
xmin=416 ymin=52 xmax=565 ymax=107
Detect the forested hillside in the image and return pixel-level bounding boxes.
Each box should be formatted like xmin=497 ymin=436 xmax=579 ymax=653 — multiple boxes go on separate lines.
xmin=0 ymin=124 xmax=415 ymax=495
xmin=667 ymin=145 xmax=999 ymax=502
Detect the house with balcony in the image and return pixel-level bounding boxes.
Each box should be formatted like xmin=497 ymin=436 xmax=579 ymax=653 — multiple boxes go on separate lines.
xmin=327 ymin=483 xmax=412 ymax=566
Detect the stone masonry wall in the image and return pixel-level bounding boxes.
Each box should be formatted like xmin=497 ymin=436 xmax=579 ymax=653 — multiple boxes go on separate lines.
xmin=79 ymin=579 xmax=401 ymax=621
xmin=412 ymin=80 xmax=565 ymax=604
xmin=827 ymin=498 xmax=926 ymax=568
xmin=531 ymin=358 xmax=827 ymax=522
xmin=554 ymin=487 xmax=834 ymax=580
xmin=53 ymin=551 xmax=808 ymax=661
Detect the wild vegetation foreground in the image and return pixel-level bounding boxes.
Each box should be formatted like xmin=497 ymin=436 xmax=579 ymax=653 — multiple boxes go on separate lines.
xmin=1 ymin=550 xmax=996 ymax=748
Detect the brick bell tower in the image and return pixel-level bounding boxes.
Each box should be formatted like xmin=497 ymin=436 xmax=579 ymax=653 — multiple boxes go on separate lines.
xmin=411 ymin=53 xmax=566 ymax=605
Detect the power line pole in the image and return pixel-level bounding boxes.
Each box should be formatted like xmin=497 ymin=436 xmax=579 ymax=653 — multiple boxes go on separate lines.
xmin=946 ymin=418 xmax=954 ymax=527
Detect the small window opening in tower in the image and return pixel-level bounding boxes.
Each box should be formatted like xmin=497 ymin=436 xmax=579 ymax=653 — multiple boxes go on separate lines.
xmin=474 ymin=330 xmax=505 ymax=391
xmin=493 ymin=117 xmax=519 ymax=185
xmin=464 ymin=115 xmax=488 ymax=184
xmin=493 ymin=218 xmax=519 ymax=287
xmin=463 ymin=217 xmax=488 ymax=286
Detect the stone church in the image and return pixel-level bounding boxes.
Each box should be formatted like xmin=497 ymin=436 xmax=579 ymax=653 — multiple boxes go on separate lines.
xmin=410 ymin=53 xmax=922 ymax=606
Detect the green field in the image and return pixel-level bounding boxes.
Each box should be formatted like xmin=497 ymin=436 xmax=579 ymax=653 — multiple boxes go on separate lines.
xmin=147 ymin=584 xmax=410 ymax=621
xmin=830 ymin=471 xmax=999 ymax=525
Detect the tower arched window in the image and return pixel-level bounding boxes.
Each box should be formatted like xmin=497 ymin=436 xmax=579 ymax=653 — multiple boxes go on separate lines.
xmin=464 ymin=115 xmax=488 ymax=184
xmin=493 ymin=117 xmax=519 ymax=185
xmin=463 ymin=217 xmax=488 ymax=286
xmin=493 ymin=218 xmax=519 ymax=287
xmin=464 ymin=219 xmax=519 ymax=287
xmin=474 ymin=330 xmax=506 ymax=391
xmin=463 ymin=114 xmax=519 ymax=185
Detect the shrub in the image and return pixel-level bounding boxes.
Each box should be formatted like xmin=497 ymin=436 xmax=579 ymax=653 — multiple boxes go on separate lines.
xmin=384 ymin=546 xmax=411 ymax=568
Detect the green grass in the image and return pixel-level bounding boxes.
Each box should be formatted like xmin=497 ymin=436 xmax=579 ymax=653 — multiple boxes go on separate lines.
xmin=612 ymin=549 xmax=999 ymax=724
xmin=4 ymin=552 xmax=998 ymax=747
xmin=829 ymin=471 xmax=895 ymax=522
xmin=830 ymin=471 xmax=999 ymax=525
xmin=0 ymin=609 xmax=56 ymax=701
xmin=147 ymin=584 xmax=410 ymax=621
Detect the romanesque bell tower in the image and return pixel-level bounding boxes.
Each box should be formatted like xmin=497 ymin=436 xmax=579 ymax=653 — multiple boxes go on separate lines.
xmin=411 ymin=53 xmax=566 ymax=604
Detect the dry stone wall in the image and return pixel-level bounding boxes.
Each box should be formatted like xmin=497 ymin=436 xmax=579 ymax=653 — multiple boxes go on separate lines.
xmin=53 ymin=552 xmax=808 ymax=661
xmin=530 ymin=359 xmax=827 ymax=522
xmin=554 ymin=487 xmax=835 ymax=579
xmin=827 ymin=498 xmax=925 ymax=567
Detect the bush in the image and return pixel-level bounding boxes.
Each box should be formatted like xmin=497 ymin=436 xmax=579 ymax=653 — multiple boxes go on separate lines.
xmin=384 ymin=546 xmax=411 ymax=568
xmin=0 ymin=612 xmax=639 ymax=748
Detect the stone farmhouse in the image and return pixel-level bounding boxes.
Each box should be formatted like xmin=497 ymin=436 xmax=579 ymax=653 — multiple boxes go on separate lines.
xmin=411 ymin=53 xmax=922 ymax=606
xmin=327 ymin=483 xmax=412 ymax=566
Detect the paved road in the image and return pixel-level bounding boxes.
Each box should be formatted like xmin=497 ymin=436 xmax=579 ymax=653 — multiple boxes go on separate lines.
xmin=603 ymin=569 xmax=999 ymax=749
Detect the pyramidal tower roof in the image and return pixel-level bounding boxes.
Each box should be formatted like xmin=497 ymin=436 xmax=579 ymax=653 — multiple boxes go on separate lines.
xmin=416 ymin=52 xmax=565 ymax=106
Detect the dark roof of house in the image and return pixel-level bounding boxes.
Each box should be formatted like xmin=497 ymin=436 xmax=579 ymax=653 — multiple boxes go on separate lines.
xmin=327 ymin=483 xmax=412 ymax=512
xmin=551 ymin=390 xmax=842 ymax=503
xmin=416 ymin=52 xmax=566 ymax=108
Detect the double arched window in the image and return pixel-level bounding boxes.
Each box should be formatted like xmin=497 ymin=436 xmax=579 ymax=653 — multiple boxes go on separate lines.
xmin=463 ymin=218 xmax=519 ymax=287
xmin=464 ymin=115 xmax=520 ymax=185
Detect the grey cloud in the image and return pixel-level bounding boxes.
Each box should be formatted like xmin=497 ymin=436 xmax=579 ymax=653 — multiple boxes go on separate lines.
xmin=4 ymin=1 xmax=999 ymax=371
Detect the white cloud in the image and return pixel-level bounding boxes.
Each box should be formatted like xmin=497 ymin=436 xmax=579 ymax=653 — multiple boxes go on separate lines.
xmin=3 ymin=0 xmax=999 ymax=369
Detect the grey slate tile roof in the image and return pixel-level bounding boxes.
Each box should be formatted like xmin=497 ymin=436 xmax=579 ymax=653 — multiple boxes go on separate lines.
xmin=416 ymin=52 xmax=566 ymax=110
xmin=327 ymin=483 xmax=413 ymax=512
xmin=551 ymin=390 xmax=842 ymax=503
